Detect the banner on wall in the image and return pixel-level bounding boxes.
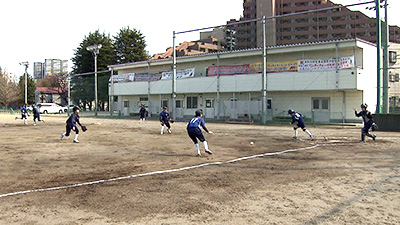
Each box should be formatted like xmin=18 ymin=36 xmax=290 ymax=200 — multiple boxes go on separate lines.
xmin=161 ymin=68 xmax=195 ymax=80
xmin=298 ymin=56 xmax=354 ymax=71
xmin=207 ymin=64 xmax=251 ymax=76
xmin=250 ymin=61 xmax=298 ymax=73
xmin=134 ymin=73 xmax=162 ymax=82
xmin=110 ymin=73 xmax=135 ymax=83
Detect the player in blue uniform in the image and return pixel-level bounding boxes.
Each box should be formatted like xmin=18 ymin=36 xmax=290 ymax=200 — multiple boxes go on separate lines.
xmin=139 ymin=104 xmax=146 ymax=123
xmin=159 ymin=106 xmax=171 ymax=134
xmin=187 ymin=109 xmax=213 ymax=156
xmin=354 ymin=103 xmax=376 ymax=142
xmin=15 ymin=104 xmax=29 ymax=125
xmin=60 ymin=106 xmax=83 ymax=143
xmin=288 ymin=109 xmax=315 ymax=140
xmin=32 ymin=104 xmax=45 ymax=126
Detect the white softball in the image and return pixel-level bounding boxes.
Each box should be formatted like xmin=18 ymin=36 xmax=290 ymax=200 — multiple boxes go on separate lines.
xmin=250 ymin=141 xmax=254 ymax=145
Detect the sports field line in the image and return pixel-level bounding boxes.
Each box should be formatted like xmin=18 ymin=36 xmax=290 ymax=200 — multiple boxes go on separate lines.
xmin=0 ymin=144 xmax=320 ymax=199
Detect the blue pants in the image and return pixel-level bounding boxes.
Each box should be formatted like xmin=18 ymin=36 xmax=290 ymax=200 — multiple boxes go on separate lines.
xmin=65 ymin=124 xmax=79 ymax=136
xmin=187 ymin=128 xmax=205 ymax=144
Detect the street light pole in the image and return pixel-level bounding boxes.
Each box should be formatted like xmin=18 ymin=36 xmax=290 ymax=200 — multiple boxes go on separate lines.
xmin=86 ymin=44 xmax=102 ymax=116
xmin=19 ymin=62 xmax=29 ymax=105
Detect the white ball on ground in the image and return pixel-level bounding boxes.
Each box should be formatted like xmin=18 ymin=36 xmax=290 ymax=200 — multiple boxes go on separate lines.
xmin=250 ymin=141 xmax=254 ymax=145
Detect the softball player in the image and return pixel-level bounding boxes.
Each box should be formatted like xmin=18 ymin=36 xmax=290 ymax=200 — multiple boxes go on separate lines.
xmin=139 ymin=104 xmax=146 ymax=123
xmin=354 ymin=104 xmax=376 ymax=142
xmin=187 ymin=109 xmax=213 ymax=156
xmin=15 ymin=104 xmax=29 ymax=125
xmin=32 ymin=104 xmax=45 ymax=126
xmin=288 ymin=109 xmax=315 ymax=140
xmin=159 ymin=106 xmax=171 ymax=134
xmin=60 ymin=106 xmax=83 ymax=143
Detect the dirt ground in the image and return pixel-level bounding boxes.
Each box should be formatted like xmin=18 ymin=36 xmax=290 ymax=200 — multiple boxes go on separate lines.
xmin=0 ymin=113 xmax=399 ymax=225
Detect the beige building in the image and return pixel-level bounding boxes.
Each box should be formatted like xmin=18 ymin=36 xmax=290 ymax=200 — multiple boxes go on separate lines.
xmin=233 ymin=0 xmax=400 ymax=49
xmin=107 ymin=38 xmax=389 ymax=123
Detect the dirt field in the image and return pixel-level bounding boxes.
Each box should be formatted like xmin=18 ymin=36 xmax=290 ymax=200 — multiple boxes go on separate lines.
xmin=0 ymin=113 xmax=399 ymax=224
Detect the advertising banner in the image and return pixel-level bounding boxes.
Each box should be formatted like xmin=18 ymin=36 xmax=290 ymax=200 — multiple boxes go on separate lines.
xmin=110 ymin=73 xmax=135 ymax=83
xmin=207 ymin=64 xmax=251 ymax=76
xmin=161 ymin=68 xmax=195 ymax=80
xmin=298 ymin=56 xmax=354 ymax=71
xmin=250 ymin=61 xmax=298 ymax=73
xmin=134 ymin=73 xmax=162 ymax=82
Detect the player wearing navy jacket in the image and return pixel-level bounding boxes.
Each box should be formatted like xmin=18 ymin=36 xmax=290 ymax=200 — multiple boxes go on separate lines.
xmin=288 ymin=109 xmax=314 ymax=140
xmin=187 ymin=109 xmax=213 ymax=156
xmin=32 ymin=104 xmax=45 ymax=126
xmin=60 ymin=106 xmax=83 ymax=143
xmin=159 ymin=106 xmax=171 ymax=134
xmin=354 ymin=103 xmax=376 ymax=142
xmin=15 ymin=104 xmax=29 ymax=125
xmin=139 ymin=104 xmax=146 ymax=123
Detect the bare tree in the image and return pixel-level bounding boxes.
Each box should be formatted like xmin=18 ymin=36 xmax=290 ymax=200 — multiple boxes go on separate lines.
xmin=0 ymin=70 xmax=19 ymax=109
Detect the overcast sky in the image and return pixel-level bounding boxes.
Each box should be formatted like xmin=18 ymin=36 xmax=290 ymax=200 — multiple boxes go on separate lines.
xmin=0 ymin=0 xmax=398 ymax=78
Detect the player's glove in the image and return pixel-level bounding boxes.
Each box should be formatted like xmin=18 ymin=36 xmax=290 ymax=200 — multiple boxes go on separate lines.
xmin=371 ymin=123 xmax=378 ymax=131
xmin=169 ymin=119 xmax=174 ymax=123
xmin=81 ymin=125 xmax=87 ymax=132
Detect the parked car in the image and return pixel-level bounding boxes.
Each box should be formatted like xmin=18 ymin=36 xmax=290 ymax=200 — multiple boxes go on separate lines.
xmin=37 ymin=103 xmax=67 ymax=114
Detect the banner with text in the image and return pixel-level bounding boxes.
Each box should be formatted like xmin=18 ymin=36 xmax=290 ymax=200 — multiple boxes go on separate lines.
xmin=298 ymin=56 xmax=354 ymax=71
xmin=250 ymin=61 xmax=298 ymax=73
xmin=110 ymin=73 xmax=135 ymax=83
xmin=207 ymin=64 xmax=251 ymax=76
xmin=161 ymin=68 xmax=195 ymax=80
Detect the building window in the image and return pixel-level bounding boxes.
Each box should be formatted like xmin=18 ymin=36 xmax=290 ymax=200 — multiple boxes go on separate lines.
xmin=113 ymin=96 xmax=118 ymax=102
xmin=123 ymin=101 xmax=129 ymax=108
xmin=139 ymin=97 xmax=148 ymax=101
xmin=187 ymin=96 xmax=198 ymax=109
xmin=176 ymin=100 xmax=183 ymax=108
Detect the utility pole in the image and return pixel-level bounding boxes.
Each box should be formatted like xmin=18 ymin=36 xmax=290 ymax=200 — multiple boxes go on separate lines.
xmin=86 ymin=44 xmax=102 ymax=116
xmin=375 ymin=0 xmax=382 ymax=114
xmin=19 ymin=62 xmax=29 ymax=105
xmin=382 ymin=0 xmax=389 ymax=113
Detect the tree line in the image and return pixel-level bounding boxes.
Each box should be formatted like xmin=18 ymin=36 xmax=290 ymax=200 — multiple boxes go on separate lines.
xmin=0 ymin=26 xmax=149 ymax=111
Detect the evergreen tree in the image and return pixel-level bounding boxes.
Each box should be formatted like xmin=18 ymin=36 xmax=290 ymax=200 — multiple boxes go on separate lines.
xmin=114 ymin=26 xmax=149 ymax=63
xmin=17 ymin=74 xmax=36 ymax=105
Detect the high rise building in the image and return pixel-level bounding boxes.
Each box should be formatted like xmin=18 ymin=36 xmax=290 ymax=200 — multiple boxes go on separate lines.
xmin=233 ymin=0 xmax=400 ymax=48
xmin=34 ymin=59 xmax=68 ymax=80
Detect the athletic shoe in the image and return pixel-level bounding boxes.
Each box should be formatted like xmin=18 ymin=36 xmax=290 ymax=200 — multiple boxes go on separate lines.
xmin=60 ymin=133 xmax=64 ymax=139
xmin=359 ymin=140 xmax=366 ymax=143
xmin=205 ymin=149 xmax=213 ymax=155
xmin=292 ymin=135 xmax=297 ymax=139
xmin=372 ymin=134 xmax=376 ymax=141
xmin=73 ymin=139 xmax=79 ymax=143
xmin=34 ymin=124 xmax=36 ymax=126
xmin=167 ymin=129 xmax=172 ymax=134
xmin=196 ymin=153 xmax=201 ymax=157
xmin=311 ymin=135 xmax=315 ymax=141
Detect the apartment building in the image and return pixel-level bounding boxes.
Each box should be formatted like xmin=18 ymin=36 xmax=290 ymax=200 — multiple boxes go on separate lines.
xmin=234 ymin=0 xmax=400 ymax=48
xmin=33 ymin=59 xmax=68 ymax=80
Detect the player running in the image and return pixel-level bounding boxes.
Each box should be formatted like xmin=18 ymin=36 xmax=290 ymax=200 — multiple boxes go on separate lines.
xmin=139 ymin=104 xmax=146 ymax=123
xmin=187 ymin=109 xmax=213 ymax=156
xmin=15 ymin=104 xmax=29 ymax=125
xmin=60 ymin=106 xmax=84 ymax=143
xmin=354 ymin=103 xmax=376 ymax=142
xmin=159 ymin=106 xmax=171 ymax=134
xmin=32 ymin=104 xmax=45 ymax=126
xmin=288 ymin=109 xmax=315 ymax=140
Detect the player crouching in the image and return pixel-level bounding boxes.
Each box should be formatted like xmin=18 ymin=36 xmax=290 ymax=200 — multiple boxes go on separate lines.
xmin=288 ymin=109 xmax=315 ymax=140
xmin=187 ymin=109 xmax=213 ymax=156
xmin=60 ymin=106 xmax=87 ymax=143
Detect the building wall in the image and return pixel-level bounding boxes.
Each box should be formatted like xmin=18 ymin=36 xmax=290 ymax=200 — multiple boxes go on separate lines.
xmin=109 ymin=39 xmax=377 ymax=122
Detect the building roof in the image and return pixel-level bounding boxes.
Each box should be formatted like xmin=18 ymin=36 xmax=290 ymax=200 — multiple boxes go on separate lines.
xmin=36 ymin=87 xmax=63 ymax=94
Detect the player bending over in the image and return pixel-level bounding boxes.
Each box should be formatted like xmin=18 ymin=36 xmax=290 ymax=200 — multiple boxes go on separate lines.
xmin=354 ymin=104 xmax=376 ymax=142
xmin=187 ymin=109 xmax=213 ymax=156
xmin=159 ymin=106 xmax=171 ymax=134
xmin=60 ymin=106 xmax=85 ymax=143
xmin=288 ymin=109 xmax=315 ymax=140
xmin=32 ymin=104 xmax=45 ymax=126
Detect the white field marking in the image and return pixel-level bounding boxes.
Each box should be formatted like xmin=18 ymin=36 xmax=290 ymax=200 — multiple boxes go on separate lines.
xmin=0 ymin=144 xmax=320 ymax=199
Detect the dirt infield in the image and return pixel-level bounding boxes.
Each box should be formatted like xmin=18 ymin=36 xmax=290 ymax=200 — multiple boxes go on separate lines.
xmin=0 ymin=114 xmax=399 ymax=224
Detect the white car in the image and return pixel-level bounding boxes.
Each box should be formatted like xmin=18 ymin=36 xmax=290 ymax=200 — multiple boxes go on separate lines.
xmin=37 ymin=103 xmax=67 ymax=114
